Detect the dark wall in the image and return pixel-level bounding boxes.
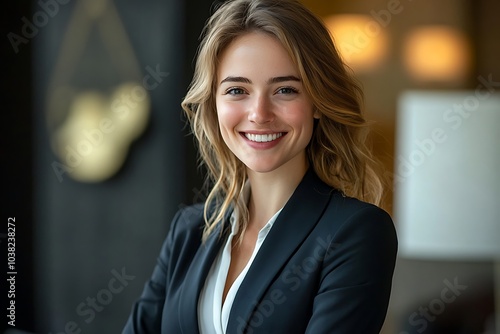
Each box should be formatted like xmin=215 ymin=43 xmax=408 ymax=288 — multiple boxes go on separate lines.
xmin=3 ymin=0 xmax=214 ymax=332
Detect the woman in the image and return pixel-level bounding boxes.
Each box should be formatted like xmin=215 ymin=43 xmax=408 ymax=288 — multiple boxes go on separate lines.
xmin=124 ymin=0 xmax=397 ymax=333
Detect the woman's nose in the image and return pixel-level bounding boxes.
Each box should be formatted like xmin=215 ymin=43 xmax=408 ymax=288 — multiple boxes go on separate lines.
xmin=248 ymin=95 xmax=274 ymax=124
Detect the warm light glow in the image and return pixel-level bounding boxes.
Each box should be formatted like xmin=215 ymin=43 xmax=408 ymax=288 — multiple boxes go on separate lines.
xmin=403 ymin=26 xmax=470 ymax=83
xmin=324 ymin=14 xmax=389 ymax=72
xmin=51 ymin=82 xmax=150 ymax=182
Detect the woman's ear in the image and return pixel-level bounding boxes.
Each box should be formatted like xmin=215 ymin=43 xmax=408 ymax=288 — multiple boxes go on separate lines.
xmin=313 ymin=109 xmax=321 ymax=119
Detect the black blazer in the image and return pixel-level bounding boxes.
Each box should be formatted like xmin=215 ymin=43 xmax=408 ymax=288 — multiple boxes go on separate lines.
xmin=123 ymin=170 xmax=398 ymax=333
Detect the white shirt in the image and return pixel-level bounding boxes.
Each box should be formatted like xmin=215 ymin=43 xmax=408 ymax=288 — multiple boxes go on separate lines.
xmin=198 ymin=183 xmax=283 ymax=334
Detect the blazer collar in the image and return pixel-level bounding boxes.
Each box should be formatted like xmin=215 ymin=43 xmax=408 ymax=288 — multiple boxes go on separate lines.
xmin=177 ymin=205 xmax=231 ymax=334
xmin=226 ymin=168 xmax=334 ymax=332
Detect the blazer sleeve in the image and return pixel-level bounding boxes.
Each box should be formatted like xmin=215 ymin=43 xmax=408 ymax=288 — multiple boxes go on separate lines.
xmin=305 ymin=205 xmax=398 ymax=334
xmin=122 ymin=209 xmax=182 ymax=334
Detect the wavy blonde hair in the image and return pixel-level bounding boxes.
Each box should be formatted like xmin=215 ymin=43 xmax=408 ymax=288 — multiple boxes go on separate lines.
xmin=182 ymin=0 xmax=385 ymax=242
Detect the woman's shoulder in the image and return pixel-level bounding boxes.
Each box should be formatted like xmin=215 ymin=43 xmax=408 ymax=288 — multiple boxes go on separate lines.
xmin=328 ymin=191 xmax=391 ymax=221
xmin=321 ymin=192 xmax=397 ymax=245
xmin=292 ymin=169 xmax=395 ymax=236
xmin=170 ymin=202 xmax=206 ymax=232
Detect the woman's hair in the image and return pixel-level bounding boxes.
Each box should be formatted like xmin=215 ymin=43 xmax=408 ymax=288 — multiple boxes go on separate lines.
xmin=182 ymin=0 xmax=385 ymax=242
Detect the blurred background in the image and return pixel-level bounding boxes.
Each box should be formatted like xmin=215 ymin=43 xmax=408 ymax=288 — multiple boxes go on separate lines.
xmin=3 ymin=0 xmax=499 ymax=333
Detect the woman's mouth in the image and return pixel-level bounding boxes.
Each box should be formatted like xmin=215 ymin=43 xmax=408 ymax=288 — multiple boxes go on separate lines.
xmin=243 ymin=132 xmax=286 ymax=143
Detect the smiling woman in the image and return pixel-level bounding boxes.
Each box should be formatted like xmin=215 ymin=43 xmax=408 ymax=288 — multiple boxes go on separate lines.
xmin=123 ymin=1 xmax=397 ymax=333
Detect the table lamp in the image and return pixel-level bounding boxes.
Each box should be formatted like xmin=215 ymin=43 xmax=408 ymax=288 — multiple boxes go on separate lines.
xmin=394 ymin=90 xmax=500 ymax=333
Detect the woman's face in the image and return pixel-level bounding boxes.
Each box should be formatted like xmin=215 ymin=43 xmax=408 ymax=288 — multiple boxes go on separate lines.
xmin=216 ymin=32 xmax=318 ymax=175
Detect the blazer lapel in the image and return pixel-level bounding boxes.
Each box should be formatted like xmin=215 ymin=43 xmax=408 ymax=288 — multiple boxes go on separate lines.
xmin=177 ymin=213 xmax=230 ymax=334
xmin=226 ymin=169 xmax=334 ymax=332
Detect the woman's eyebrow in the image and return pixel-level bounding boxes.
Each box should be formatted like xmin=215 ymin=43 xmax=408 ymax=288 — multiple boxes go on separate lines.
xmin=219 ymin=75 xmax=301 ymax=85
xmin=267 ymin=75 xmax=301 ymax=84
xmin=220 ymin=76 xmax=251 ymax=85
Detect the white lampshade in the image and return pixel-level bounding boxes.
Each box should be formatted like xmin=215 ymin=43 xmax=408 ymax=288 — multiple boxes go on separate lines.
xmin=394 ymin=91 xmax=500 ymax=260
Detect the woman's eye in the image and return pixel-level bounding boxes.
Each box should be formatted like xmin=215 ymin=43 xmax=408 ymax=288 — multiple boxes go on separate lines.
xmin=276 ymin=87 xmax=298 ymax=95
xmin=225 ymin=88 xmax=246 ymax=95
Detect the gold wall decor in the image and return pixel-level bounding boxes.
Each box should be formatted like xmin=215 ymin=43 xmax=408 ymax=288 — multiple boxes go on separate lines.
xmin=47 ymin=0 xmax=150 ymax=183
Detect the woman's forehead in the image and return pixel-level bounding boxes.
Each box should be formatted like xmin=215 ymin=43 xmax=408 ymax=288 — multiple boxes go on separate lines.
xmin=216 ymin=32 xmax=300 ymax=83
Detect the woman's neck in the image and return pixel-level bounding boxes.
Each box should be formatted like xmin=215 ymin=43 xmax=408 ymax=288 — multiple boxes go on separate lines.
xmin=246 ymin=159 xmax=308 ymax=230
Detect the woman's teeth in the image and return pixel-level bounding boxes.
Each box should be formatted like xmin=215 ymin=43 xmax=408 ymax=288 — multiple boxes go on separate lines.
xmin=244 ymin=133 xmax=284 ymax=143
